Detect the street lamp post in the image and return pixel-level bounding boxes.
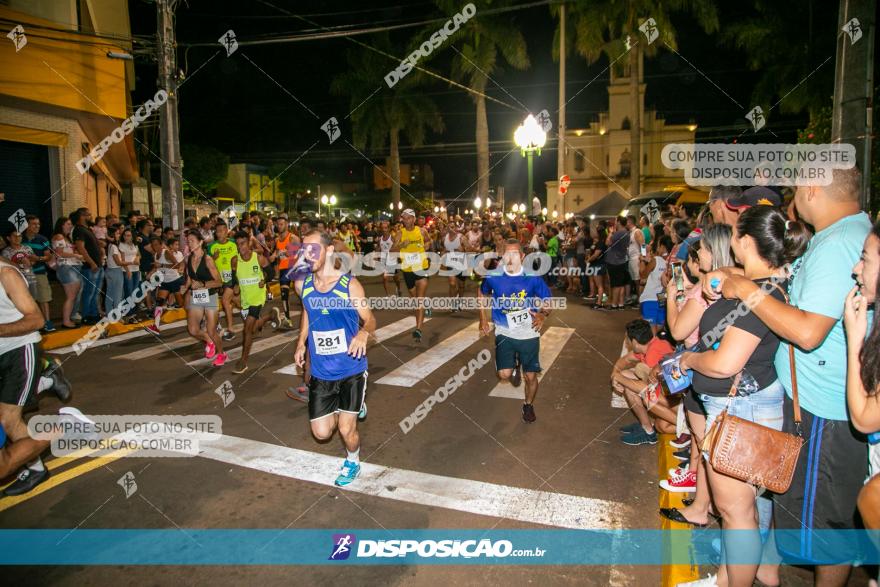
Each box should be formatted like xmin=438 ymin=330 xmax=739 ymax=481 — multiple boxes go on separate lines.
xmin=514 ymin=114 xmax=547 ymax=205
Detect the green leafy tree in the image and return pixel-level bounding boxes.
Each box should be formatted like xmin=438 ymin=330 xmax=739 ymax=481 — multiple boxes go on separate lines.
xmin=434 ymin=0 xmax=529 ymax=201
xmin=557 ymin=1 xmax=718 ymax=196
xmin=181 ymin=144 xmax=229 ymax=198
xmin=331 ymin=35 xmax=443 ymax=210
xmin=797 ymin=106 xmax=832 ymax=144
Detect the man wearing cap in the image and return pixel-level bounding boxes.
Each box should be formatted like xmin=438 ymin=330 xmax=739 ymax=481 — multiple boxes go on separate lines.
xmin=392 ymin=209 xmax=431 ymax=342
xmin=707 ymin=185 xmax=743 ymax=226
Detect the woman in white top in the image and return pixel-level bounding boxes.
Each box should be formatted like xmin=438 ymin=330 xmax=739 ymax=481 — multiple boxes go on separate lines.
xmin=51 ymin=217 xmax=83 ymax=328
xmin=117 ymin=229 xmax=141 ymax=321
xmin=104 ymin=226 xmax=125 ymax=320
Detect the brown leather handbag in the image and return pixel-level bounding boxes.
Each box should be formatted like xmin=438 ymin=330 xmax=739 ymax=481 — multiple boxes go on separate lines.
xmin=702 ymin=343 xmax=804 ymax=494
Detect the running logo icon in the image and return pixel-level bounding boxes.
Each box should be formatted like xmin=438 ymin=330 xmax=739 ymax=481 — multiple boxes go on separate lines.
xmin=842 ymin=18 xmax=862 ymax=45
xmin=215 ymin=380 xmax=235 ymax=407
xmin=321 ymin=117 xmax=341 ymax=144
xmin=118 ymin=471 xmax=138 ymax=498
xmin=7 ymin=25 xmax=26 ymax=52
xmin=329 ymin=533 xmax=356 ymax=560
xmin=639 ymin=18 xmax=658 ymax=45
xmin=219 ymin=30 xmax=238 ymax=56
xmin=745 ymin=106 xmax=766 ymax=132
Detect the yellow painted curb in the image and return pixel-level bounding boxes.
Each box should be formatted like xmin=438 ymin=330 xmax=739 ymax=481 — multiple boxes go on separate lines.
xmin=659 ymin=432 xmax=700 ymax=586
xmin=40 ymin=283 xmax=283 ymax=351
xmin=0 ymin=449 xmax=132 ymax=512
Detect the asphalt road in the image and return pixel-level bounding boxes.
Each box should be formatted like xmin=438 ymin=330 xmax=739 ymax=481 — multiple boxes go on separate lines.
xmin=2 ymin=277 xmax=664 ymax=585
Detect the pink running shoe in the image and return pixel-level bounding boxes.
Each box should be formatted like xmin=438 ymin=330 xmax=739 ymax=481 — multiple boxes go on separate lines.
xmin=212 ymin=352 xmax=228 ymax=367
xmin=153 ymin=306 xmax=164 ymax=329
xmin=205 ymin=341 xmax=217 ymax=359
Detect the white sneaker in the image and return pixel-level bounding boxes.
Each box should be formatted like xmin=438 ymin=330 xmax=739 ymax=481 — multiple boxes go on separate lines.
xmin=676 ymin=574 xmax=717 ymax=587
xmin=153 ymin=306 xmax=164 ymax=329
xmin=668 ymin=462 xmax=689 ymax=477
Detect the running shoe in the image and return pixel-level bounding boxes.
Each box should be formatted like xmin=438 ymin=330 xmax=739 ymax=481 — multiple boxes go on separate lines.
xmin=668 ymin=462 xmax=690 ymax=477
xmin=619 ymin=421 xmax=642 ymax=434
xmin=510 ymin=359 xmax=522 ymax=388
xmin=205 ymin=341 xmax=217 ymax=360
xmin=672 ymin=447 xmax=691 ymax=461
xmin=660 ymin=469 xmax=697 ymax=493
xmin=670 ymin=433 xmax=692 ymax=449
xmin=153 ymin=306 xmax=164 ymax=329
xmin=146 ymin=324 xmax=161 ymax=335
xmin=286 ymin=386 xmax=309 ymax=402
xmin=522 ymin=403 xmax=536 ymax=423
xmin=425 ymin=306 xmax=433 ymax=318
xmin=413 ymin=328 xmax=422 ymax=342
xmin=676 ymin=574 xmax=717 ymax=587
xmin=334 ymin=460 xmax=361 ymax=487
xmin=271 ymin=307 xmax=283 ymax=329
xmin=212 ymin=352 xmax=228 ymax=367
xmin=3 ymin=467 xmax=50 ymax=496
xmin=43 ymin=320 xmax=56 ymax=332
xmin=358 ymin=402 xmax=367 ymax=420
xmin=232 ymin=361 xmax=248 ymax=374
xmin=42 ymin=357 xmax=72 ymax=402
xmin=222 ymin=330 xmax=235 ymax=342
xmin=621 ymin=428 xmax=657 ymax=446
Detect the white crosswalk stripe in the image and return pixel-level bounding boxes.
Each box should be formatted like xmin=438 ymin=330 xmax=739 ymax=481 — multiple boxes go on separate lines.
xmin=488 ymin=327 xmax=575 ymax=399
xmin=273 ymin=316 xmax=430 ymax=376
xmin=377 ymin=322 xmax=482 ymax=387
xmin=48 ymin=319 xmax=189 ymax=354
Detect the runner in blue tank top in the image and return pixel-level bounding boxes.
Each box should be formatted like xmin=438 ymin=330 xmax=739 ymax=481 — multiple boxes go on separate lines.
xmin=294 ymin=230 xmax=376 ymax=487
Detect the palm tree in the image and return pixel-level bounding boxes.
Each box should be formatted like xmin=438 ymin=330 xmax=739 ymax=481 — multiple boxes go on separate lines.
xmin=434 ymin=0 xmax=529 ymax=201
xmin=331 ymin=37 xmax=444 ymax=210
xmin=557 ymin=1 xmax=718 ymax=196
xmin=722 ymin=0 xmax=836 ymax=122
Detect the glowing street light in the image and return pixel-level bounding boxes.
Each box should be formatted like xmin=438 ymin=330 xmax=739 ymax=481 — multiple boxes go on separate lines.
xmin=552 ymin=210 xmax=559 ymax=219
xmin=514 ymin=114 xmax=547 ymax=201
xmin=474 ymin=196 xmax=482 ymax=210
xmin=541 ymin=207 xmax=548 ymax=216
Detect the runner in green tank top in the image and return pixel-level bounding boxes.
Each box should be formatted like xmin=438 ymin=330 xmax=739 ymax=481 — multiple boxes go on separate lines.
xmin=230 ymin=231 xmax=272 ymax=374
xmin=210 ymin=221 xmax=240 ymax=340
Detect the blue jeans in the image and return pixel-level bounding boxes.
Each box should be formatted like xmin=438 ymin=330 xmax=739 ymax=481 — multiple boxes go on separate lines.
xmin=104 ymin=267 xmax=124 ymax=318
xmin=700 ymin=380 xmax=784 ymax=549
xmin=122 ymin=270 xmax=141 ymax=316
xmin=78 ymin=266 xmax=104 ymax=320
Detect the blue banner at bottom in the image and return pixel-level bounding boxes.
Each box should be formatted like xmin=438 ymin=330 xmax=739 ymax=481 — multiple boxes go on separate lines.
xmin=0 ymin=529 xmax=876 ymax=565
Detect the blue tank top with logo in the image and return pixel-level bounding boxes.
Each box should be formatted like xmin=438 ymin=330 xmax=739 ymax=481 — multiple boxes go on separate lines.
xmin=301 ymin=273 xmax=366 ymax=380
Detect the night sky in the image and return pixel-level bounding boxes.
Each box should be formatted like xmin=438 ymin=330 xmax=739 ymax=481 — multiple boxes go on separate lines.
xmin=128 ymin=0 xmax=836 ymax=205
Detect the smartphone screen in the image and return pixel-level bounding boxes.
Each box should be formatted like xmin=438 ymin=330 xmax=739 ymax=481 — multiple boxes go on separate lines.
xmin=640 ymin=244 xmax=647 ymax=256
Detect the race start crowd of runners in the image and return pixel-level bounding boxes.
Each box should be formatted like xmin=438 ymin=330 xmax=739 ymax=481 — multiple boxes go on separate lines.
xmin=1 ymin=165 xmax=879 ymax=586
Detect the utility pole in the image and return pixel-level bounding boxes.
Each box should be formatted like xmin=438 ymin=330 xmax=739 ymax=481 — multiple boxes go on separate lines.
xmin=831 ymin=0 xmax=875 ymax=211
xmin=156 ymin=0 xmax=184 ymax=231
xmin=557 ymin=2 xmax=566 ymax=216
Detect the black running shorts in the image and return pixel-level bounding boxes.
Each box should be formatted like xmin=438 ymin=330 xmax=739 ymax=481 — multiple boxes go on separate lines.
xmin=308 ymin=371 xmax=367 ymax=421
xmin=0 ymin=342 xmax=40 ymax=406
xmin=402 ymin=270 xmax=425 ymax=290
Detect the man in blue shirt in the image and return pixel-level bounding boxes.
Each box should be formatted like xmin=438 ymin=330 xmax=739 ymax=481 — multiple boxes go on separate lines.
xmin=710 ymin=168 xmax=870 ymax=584
xmin=479 ymin=239 xmax=552 ymax=423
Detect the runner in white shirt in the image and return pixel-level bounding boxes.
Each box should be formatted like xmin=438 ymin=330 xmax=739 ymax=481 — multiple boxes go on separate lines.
xmin=149 ymin=238 xmax=186 ymax=333
xmin=442 ymin=224 xmax=466 ymax=312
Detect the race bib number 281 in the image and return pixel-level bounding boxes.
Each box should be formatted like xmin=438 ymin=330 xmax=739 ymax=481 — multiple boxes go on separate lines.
xmin=313 ymin=328 xmax=347 ymax=355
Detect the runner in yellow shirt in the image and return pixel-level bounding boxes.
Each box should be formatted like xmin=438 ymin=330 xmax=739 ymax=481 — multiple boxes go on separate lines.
xmin=230 ymin=231 xmax=272 ymax=374
xmin=392 ymin=208 xmax=432 ymax=342
xmin=209 ymin=221 xmax=239 ymax=341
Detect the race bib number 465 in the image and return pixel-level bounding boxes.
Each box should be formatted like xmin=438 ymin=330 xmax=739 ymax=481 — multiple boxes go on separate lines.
xmin=313 ymin=328 xmax=347 ymax=355
xmin=191 ymin=288 xmax=209 ymax=304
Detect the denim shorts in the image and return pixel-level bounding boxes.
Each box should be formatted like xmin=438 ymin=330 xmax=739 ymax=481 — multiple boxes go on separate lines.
xmin=56 ymin=264 xmax=81 ymax=285
xmin=699 ymin=378 xmax=785 ymax=437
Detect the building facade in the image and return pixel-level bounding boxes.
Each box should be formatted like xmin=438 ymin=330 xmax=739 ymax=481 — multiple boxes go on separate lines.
xmin=546 ymin=56 xmax=695 ymax=216
xmin=0 ymin=1 xmax=137 ymax=234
